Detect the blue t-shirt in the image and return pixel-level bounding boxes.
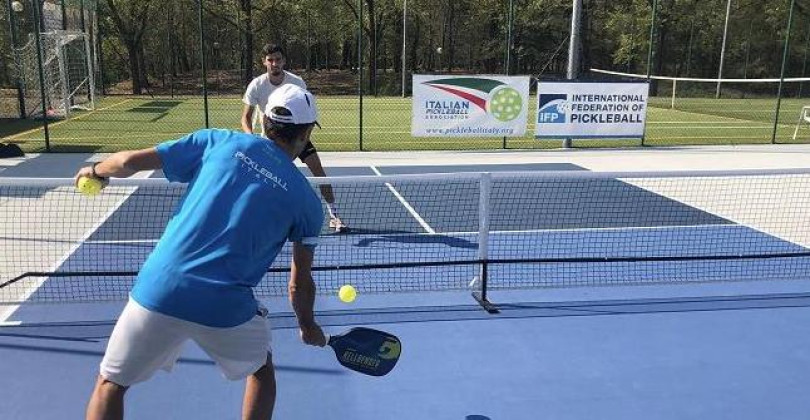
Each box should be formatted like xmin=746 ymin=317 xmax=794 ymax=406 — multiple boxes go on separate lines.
xmin=131 ymin=129 xmax=323 ymax=328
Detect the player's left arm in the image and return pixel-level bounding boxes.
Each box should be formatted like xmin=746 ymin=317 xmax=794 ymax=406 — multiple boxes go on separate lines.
xmin=74 ymin=148 xmax=162 ymax=184
xmin=300 ymin=148 xmax=336 ymax=204
xmin=289 ymin=241 xmax=326 ymax=347
xmin=288 ymin=191 xmax=326 ymax=347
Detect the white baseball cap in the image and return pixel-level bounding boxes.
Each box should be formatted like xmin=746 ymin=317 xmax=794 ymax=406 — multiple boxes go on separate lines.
xmin=264 ymin=84 xmax=320 ymax=127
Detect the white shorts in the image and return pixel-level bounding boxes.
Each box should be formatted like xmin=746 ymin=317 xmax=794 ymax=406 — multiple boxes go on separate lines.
xmin=100 ymin=298 xmax=272 ymax=386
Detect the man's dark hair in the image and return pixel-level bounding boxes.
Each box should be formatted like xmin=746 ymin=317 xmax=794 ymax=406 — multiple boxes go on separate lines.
xmin=261 ymin=43 xmax=285 ymax=58
xmin=264 ymin=106 xmax=311 ymax=142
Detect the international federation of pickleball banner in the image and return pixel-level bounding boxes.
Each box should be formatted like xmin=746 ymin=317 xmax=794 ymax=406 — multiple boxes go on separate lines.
xmin=535 ymin=82 xmax=649 ymax=139
xmin=412 ymin=75 xmax=530 ymax=137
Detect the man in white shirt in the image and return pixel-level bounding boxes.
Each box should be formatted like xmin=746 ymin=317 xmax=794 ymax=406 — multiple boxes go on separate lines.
xmin=241 ymin=44 xmax=346 ymax=232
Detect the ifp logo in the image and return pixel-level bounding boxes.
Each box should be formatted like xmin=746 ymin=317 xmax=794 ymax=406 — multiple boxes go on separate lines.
xmin=537 ymin=94 xmax=569 ymax=124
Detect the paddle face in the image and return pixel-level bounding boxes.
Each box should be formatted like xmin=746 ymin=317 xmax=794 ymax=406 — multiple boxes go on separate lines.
xmin=327 ymin=327 xmax=401 ymax=376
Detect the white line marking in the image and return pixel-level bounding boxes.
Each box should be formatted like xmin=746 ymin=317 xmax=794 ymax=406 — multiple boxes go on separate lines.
xmin=369 ymin=165 xmax=435 ymax=234
xmin=444 ymin=223 xmax=742 ymax=236
xmin=84 ymin=239 xmax=158 ymax=245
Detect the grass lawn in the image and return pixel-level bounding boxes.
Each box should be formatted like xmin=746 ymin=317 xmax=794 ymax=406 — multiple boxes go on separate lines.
xmin=2 ymin=95 xmax=809 ymax=152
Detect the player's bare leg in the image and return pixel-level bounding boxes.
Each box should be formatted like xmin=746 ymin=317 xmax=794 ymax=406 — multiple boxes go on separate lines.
xmin=242 ymin=353 xmax=276 ymax=420
xmin=86 ymin=376 xmax=127 ymax=420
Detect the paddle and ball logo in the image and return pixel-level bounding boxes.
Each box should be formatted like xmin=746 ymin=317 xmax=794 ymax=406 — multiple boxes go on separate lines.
xmin=378 ymin=337 xmax=402 ymax=360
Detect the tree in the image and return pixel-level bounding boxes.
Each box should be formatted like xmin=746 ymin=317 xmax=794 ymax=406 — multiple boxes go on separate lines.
xmin=104 ymin=0 xmax=158 ymax=94
xmin=342 ymin=0 xmax=380 ymax=94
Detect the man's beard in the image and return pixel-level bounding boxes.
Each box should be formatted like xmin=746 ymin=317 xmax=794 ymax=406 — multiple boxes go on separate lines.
xmin=270 ymin=68 xmax=283 ymax=76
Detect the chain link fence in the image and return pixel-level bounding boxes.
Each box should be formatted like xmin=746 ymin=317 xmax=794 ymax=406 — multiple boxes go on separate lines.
xmin=2 ymin=0 xmax=809 ymax=152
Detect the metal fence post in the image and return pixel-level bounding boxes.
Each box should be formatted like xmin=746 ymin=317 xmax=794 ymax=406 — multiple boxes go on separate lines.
xmin=503 ymin=0 xmax=513 ymax=149
xmin=198 ymin=0 xmax=209 ymax=128
xmin=401 ymin=0 xmax=406 ymax=98
xmin=7 ymin=0 xmax=26 ymax=118
xmin=564 ymin=0 xmax=583 ymax=149
xmin=358 ymin=0 xmax=364 ymax=151
xmin=642 ymin=0 xmax=659 ymax=147
xmin=772 ymin=0 xmax=796 ymax=144
xmin=32 ymin=0 xmax=51 ymax=151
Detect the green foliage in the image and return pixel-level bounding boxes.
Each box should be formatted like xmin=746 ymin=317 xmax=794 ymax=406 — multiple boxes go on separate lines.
xmin=4 ymin=0 xmax=810 ymax=147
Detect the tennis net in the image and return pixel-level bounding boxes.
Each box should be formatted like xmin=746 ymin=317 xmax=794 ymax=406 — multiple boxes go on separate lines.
xmin=590 ymin=68 xmax=810 ymax=125
xmin=2 ymin=169 xmax=810 ymax=307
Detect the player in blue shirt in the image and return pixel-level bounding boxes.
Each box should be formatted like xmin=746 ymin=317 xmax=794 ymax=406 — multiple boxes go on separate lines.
xmin=78 ymin=84 xmax=326 ymax=420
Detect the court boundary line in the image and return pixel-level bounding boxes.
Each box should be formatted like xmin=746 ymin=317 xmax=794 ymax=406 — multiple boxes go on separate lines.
xmin=370 ymin=165 xmax=435 ymax=234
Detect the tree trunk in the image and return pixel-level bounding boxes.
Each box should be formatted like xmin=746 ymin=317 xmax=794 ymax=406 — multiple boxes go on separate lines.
xmin=365 ymin=0 xmax=376 ymax=95
xmin=341 ymin=38 xmax=352 ymax=70
xmin=127 ymin=41 xmax=143 ymax=94
xmin=446 ymin=1 xmax=456 ymax=72
xmin=485 ymin=14 xmax=499 ymax=72
xmin=137 ymin=44 xmax=148 ymax=90
xmin=410 ymin=18 xmax=419 ymax=71
xmin=103 ymin=0 xmax=154 ymax=94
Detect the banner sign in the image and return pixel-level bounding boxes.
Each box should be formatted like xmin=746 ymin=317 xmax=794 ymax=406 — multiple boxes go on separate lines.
xmin=412 ymin=75 xmax=530 ymax=137
xmin=535 ymin=81 xmax=649 ymax=139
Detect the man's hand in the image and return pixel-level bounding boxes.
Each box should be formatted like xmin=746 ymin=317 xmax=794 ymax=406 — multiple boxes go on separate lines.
xmin=299 ymin=323 xmax=326 ymax=347
xmin=74 ymin=165 xmax=109 ymax=188
xmin=329 ymin=216 xmax=347 ymax=233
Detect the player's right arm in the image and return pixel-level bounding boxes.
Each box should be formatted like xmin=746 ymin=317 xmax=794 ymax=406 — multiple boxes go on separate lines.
xmin=74 ymin=148 xmax=162 ymax=184
xmin=289 ymin=241 xmax=326 ymax=347
xmin=241 ymin=77 xmax=259 ymax=134
xmin=240 ymin=104 xmax=255 ymax=134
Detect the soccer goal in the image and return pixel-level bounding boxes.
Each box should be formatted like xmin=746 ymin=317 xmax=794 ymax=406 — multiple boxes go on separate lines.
xmin=15 ymin=30 xmax=96 ymax=118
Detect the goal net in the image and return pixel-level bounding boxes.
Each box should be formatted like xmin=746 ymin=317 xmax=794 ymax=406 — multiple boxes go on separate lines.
xmin=15 ymin=30 xmax=95 ymax=118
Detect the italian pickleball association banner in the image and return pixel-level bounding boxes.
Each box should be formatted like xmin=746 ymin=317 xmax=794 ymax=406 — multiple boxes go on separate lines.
xmin=535 ymin=81 xmax=649 ymax=139
xmin=412 ymin=75 xmax=531 ymax=137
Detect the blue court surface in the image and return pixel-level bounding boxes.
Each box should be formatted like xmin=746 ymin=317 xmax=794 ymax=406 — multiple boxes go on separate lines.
xmin=2 ymin=159 xmax=810 ymax=419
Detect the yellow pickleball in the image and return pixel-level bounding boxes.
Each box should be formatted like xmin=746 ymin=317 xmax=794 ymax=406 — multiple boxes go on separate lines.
xmin=77 ymin=176 xmax=103 ymax=196
xmin=338 ymin=285 xmax=357 ymax=303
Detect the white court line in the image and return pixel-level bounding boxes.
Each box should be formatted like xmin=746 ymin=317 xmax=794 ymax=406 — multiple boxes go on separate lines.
xmin=440 ymin=223 xmax=741 ymax=237
xmin=369 ymin=165 xmax=435 ymax=234
xmin=84 ymin=239 xmax=158 ymax=245
xmin=0 ymin=170 xmax=155 ymax=323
